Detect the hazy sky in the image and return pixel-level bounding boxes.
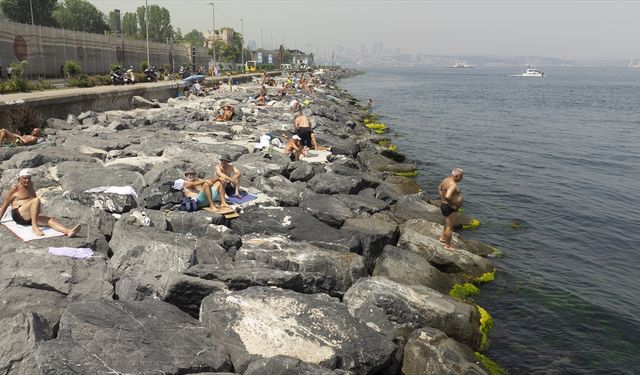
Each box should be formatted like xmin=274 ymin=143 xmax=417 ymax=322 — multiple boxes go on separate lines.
xmin=90 ymin=0 xmax=640 ymax=60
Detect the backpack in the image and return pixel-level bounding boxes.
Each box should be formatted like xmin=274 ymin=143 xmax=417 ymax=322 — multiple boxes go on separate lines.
xmin=179 ymin=197 xmax=198 ymax=212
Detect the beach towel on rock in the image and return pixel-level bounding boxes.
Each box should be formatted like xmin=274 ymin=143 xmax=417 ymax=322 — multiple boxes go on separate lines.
xmin=84 ymin=186 xmax=138 ymax=198
xmin=48 ymin=247 xmax=93 ymax=259
xmin=226 ymin=192 xmax=258 ymax=205
xmin=1 ymin=209 xmax=65 ymax=241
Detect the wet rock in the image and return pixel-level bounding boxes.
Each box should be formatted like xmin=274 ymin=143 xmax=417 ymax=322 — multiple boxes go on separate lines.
xmin=200 ymin=287 xmax=396 ymax=373
xmin=343 ymin=276 xmax=482 ymax=350
xmin=35 ymin=300 xmax=233 ymax=374
xmin=373 ymin=245 xmax=457 ymax=294
xmin=402 ymin=328 xmax=488 ymax=375
xmin=398 ymin=219 xmax=494 ymax=277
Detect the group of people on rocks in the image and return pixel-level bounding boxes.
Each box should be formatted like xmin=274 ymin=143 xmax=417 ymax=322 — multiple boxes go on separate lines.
xmin=181 ymin=154 xmax=242 ymax=213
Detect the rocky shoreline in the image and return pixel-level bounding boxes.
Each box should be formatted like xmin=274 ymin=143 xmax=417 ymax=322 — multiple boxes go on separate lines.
xmin=0 ymin=69 xmax=501 ymax=374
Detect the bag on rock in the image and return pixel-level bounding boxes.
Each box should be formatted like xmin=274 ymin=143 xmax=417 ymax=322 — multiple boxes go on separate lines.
xmin=179 ymin=197 xmax=198 ymax=212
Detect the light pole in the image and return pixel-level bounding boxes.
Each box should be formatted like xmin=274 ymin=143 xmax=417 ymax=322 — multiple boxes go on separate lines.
xmin=269 ymin=33 xmax=273 ymax=51
xmin=29 ymin=0 xmax=34 ymax=25
xmin=237 ymin=18 xmax=244 ymax=66
xmin=260 ymin=29 xmax=263 ymax=51
xmin=145 ymin=0 xmax=150 ymax=66
xmin=207 ymin=2 xmax=216 ymax=71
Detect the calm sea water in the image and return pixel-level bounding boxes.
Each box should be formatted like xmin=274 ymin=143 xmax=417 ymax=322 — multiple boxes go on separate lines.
xmin=342 ymin=67 xmax=640 ymax=375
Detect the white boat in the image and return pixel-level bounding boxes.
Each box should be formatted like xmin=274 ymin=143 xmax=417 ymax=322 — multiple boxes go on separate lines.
xmin=522 ymin=68 xmax=544 ymax=77
xmin=449 ymin=61 xmax=473 ymax=68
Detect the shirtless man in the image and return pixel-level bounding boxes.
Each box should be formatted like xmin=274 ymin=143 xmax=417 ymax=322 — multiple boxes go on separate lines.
xmin=0 ymin=169 xmax=81 ymax=237
xmin=182 ymin=167 xmax=229 ymax=211
xmin=438 ymin=168 xmax=464 ymax=250
xmin=294 ymin=113 xmax=314 ymax=149
xmin=284 ymin=135 xmax=305 ymax=161
xmin=0 ymin=128 xmax=43 ymax=146
xmin=214 ymin=154 xmax=242 ymax=197
xmin=214 ymin=105 xmax=235 ymax=122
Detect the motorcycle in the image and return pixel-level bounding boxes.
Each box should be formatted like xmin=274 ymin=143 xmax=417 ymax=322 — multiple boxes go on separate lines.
xmin=179 ymin=66 xmax=192 ymax=79
xmin=144 ymin=66 xmax=159 ymax=82
xmin=111 ymin=66 xmax=124 ymax=85
xmin=124 ymin=67 xmax=135 ymax=85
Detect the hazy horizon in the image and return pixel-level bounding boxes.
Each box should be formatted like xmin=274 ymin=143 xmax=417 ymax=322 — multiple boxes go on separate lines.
xmin=89 ymin=0 xmax=640 ymax=61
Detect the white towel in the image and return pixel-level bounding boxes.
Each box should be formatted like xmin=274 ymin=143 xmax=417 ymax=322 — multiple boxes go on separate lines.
xmin=48 ymin=247 xmax=93 ymax=259
xmin=172 ymin=179 xmax=185 ymax=190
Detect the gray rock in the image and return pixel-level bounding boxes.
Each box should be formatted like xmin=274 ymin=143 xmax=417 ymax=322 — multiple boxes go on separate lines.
xmin=166 ymin=213 xmax=241 ymax=248
xmin=6 ymin=147 xmax=97 ymax=169
xmin=107 ymin=120 xmax=128 ymax=131
xmin=231 ymin=206 xmax=360 ymax=252
xmin=235 ymin=152 xmax=290 ymax=181
xmin=46 ymin=117 xmax=74 ymax=130
xmin=402 ymin=328 xmax=488 ymax=375
xmin=373 ymin=245 xmax=457 ymax=294
xmin=35 ymin=300 xmax=233 ymax=374
xmin=391 ymin=192 xmax=443 ymax=224
xmin=200 ymin=287 xmax=396 ymax=373
xmin=77 ymin=110 xmax=96 ymax=121
xmin=289 ymin=162 xmax=316 ymax=182
xmin=245 ymin=355 xmax=352 ymax=375
xmin=132 ymin=95 xmax=161 ymax=109
xmin=253 ymin=175 xmax=307 ymax=206
xmin=341 ymin=217 xmax=399 ymax=274
xmin=333 ymin=193 xmax=388 ymax=215
xmin=308 ymin=172 xmax=365 ymax=195
xmin=299 ymin=192 xmax=354 ymax=227
xmin=375 ymin=176 xmax=422 ymax=204
xmin=343 ymin=276 xmax=482 ymax=350
xmin=115 ymin=274 xmax=162 ymax=302
xmin=398 ymin=219 xmax=494 ymax=277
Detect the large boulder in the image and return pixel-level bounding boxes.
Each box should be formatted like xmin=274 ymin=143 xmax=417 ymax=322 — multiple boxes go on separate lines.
xmin=231 ymin=206 xmax=360 ymax=252
xmin=343 ymin=276 xmax=482 ymax=350
xmin=200 ymin=287 xmax=396 ymax=373
xmin=333 ymin=193 xmax=388 ymax=215
xmin=398 ymin=220 xmax=493 ymax=277
xmin=391 ymin=192 xmax=442 ymax=224
xmin=235 ymin=152 xmax=290 ymax=181
xmin=373 ymin=245 xmax=457 ymax=294
xmin=244 ymin=355 xmax=351 ymax=375
xmin=253 ymin=175 xmax=307 ymax=206
xmin=402 ymin=328 xmax=488 ymax=375
xmin=35 ymin=300 xmax=233 ymax=374
xmin=375 ymin=176 xmax=422 ymax=204
xmin=308 ymin=172 xmax=365 ymax=195
xmin=341 ymin=217 xmax=399 ymax=274
xmin=234 ymin=235 xmax=367 ymax=296
xmin=299 ymin=192 xmax=354 ymax=227
xmin=159 ymin=271 xmax=227 ymax=318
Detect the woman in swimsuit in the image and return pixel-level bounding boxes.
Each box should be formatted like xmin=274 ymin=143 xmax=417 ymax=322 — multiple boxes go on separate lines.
xmin=0 ymin=169 xmax=81 ymax=237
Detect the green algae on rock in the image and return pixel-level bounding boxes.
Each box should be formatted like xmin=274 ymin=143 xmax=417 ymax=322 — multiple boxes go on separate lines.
xmin=474 ymin=352 xmax=508 ymax=375
xmin=449 ymin=283 xmax=480 ymax=300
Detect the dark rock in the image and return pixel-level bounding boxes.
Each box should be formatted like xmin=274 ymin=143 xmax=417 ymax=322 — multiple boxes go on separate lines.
xmin=391 ymin=192 xmax=442 ymax=224
xmin=235 ymin=152 xmax=289 ymax=181
xmin=115 ymin=274 xmax=162 ymax=301
xmin=200 ymin=287 xmax=396 ymax=373
xmin=333 ymin=193 xmax=388 ymax=215
xmin=166 ymin=213 xmax=241 ymax=248
xmin=35 ymin=300 xmax=233 ymax=374
xmin=402 ymin=328 xmax=488 ymax=375
xmin=373 ymin=245 xmax=457 ymax=294
xmin=289 ymin=162 xmax=316 ymax=182
xmin=343 ymin=276 xmax=482 ymax=350
xmin=299 ymin=192 xmax=353 ymax=227
xmin=244 ymin=355 xmax=352 ymax=375
xmin=308 ymin=172 xmax=365 ymax=195
xmin=6 ymin=147 xmax=97 ymax=169
xmin=159 ymin=271 xmax=227 ymax=318
xmin=253 ymin=175 xmax=307 ymax=206
xmin=341 ymin=217 xmax=399 ymax=274
xmin=375 ymin=176 xmax=422 ymax=204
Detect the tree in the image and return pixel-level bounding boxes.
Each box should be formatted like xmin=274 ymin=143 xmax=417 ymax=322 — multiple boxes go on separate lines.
xmin=173 ymin=27 xmax=184 ymax=44
xmin=136 ymin=4 xmax=173 ymax=43
xmin=183 ymin=29 xmax=204 ymax=47
xmin=212 ymin=29 xmax=243 ymax=63
xmin=108 ymin=10 xmax=121 ymax=35
xmin=0 ymin=0 xmax=58 ymax=26
xmin=53 ymin=0 xmax=109 ymax=34
xmin=122 ymin=12 xmax=138 ymax=39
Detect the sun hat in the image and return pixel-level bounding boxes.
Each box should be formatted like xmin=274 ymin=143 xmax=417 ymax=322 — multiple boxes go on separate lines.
xmin=185 ymin=167 xmax=197 ymax=175
xmin=18 ymin=169 xmax=31 ymax=177
xmin=219 ymin=154 xmax=231 ymax=162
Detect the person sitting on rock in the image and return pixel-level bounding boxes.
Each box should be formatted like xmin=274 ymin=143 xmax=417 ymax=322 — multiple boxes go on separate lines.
xmin=284 ymin=135 xmax=305 ymax=161
xmin=214 ymin=105 xmax=235 ymax=122
xmin=294 ymin=113 xmax=315 ymax=148
xmin=0 ymin=128 xmax=44 ymax=146
xmin=214 ymin=154 xmax=242 ymax=197
xmin=182 ymin=167 xmax=230 ymax=211
xmin=0 ymin=169 xmax=81 ymax=237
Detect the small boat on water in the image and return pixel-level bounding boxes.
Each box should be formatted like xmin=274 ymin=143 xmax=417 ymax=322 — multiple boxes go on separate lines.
xmin=522 ymin=68 xmax=544 ymax=77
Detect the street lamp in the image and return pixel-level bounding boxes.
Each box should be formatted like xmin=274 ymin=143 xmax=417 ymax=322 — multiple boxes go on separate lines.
xmin=237 ymin=18 xmax=244 ymax=66
xmin=207 ymin=2 xmax=216 ymax=71
xmin=145 ymin=0 xmax=150 ymax=66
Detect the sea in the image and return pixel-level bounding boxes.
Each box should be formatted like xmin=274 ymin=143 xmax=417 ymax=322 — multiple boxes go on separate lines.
xmin=341 ymin=67 xmax=640 ymax=375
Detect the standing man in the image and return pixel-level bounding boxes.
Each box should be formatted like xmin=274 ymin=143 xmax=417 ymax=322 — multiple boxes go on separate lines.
xmin=438 ymin=168 xmax=464 ymax=250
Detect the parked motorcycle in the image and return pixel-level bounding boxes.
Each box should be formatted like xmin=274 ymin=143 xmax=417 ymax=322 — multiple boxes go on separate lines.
xmin=179 ymin=66 xmax=191 ymax=79
xmin=144 ymin=66 xmax=159 ymax=82
xmin=111 ymin=66 xmax=124 ymax=85
xmin=124 ymin=66 xmax=135 ymax=85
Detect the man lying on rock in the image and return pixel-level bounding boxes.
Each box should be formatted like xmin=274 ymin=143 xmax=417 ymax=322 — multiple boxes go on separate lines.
xmin=0 ymin=169 xmax=81 ymax=237
xmin=214 ymin=154 xmax=242 ymax=198
xmin=182 ymin=167 xmax=231 ymax=213
xmin=0 ymin=127 xmax=44 ymax=146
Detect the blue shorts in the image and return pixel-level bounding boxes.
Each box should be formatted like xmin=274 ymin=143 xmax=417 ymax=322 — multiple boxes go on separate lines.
xmin=196 ymin=187 xmax=220 ymax=207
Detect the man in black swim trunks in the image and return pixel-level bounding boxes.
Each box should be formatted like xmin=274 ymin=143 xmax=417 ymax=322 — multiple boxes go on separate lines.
xmin=438 ymin=168 xmax=464 ymax=250
xmin=0 ymin=169 xmax=81 ymax=237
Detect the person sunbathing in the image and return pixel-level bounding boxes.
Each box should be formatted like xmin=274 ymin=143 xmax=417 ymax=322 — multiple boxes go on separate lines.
xmin=214 ymin=154 xmax=242 ymax=198
xmin=0 ymin=169 xmax=81 ymax=237
xmin=0 ymin=128 xmax=44 ymax=146
xmin=214 ymin=105 xmax=235 ymax=122
xmin=181 ymin=167 xmax=230 ymax=212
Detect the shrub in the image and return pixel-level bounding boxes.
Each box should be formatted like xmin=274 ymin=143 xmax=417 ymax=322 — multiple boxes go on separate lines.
xmin=67 ymin=74 xmax=94 ymax=87
xmin=140 ymin=61 xmax=148 ymax=71
xmin=63 ymin=60 xmax=82 ymax=77
xmin=7 ymin=105 xmax=44 ymax=135
xmin=8 ymin=61 xmax=28 ymax=78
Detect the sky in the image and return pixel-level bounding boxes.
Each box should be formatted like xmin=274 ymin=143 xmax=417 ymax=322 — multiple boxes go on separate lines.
xmin=89 ymin=0 xmax=640 ymax=61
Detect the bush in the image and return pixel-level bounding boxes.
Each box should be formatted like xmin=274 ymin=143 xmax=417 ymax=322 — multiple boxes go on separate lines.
xmin=67 ymin=74 xmax=112 ymax=87
xmin=7 ymin=105 xmax=44 ymax=135
xmin=140 ymin=61 xmax=148 ymax=71
xmin=63 ymin=60 xmax=82 ymax=77
xmin=26 ymin=80 xmax=54 ymax=91
xmin=110 ymin=63 xmax=121 ymax=72
xmin=8 ymin=61 xmax=28 ymax=78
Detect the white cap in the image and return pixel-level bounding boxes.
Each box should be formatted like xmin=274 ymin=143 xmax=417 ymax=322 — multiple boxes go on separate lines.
xmin=18 ymin=169 xmax=31 ymax=177
xmin=292 ymin=135 xmax=301 ymax=140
